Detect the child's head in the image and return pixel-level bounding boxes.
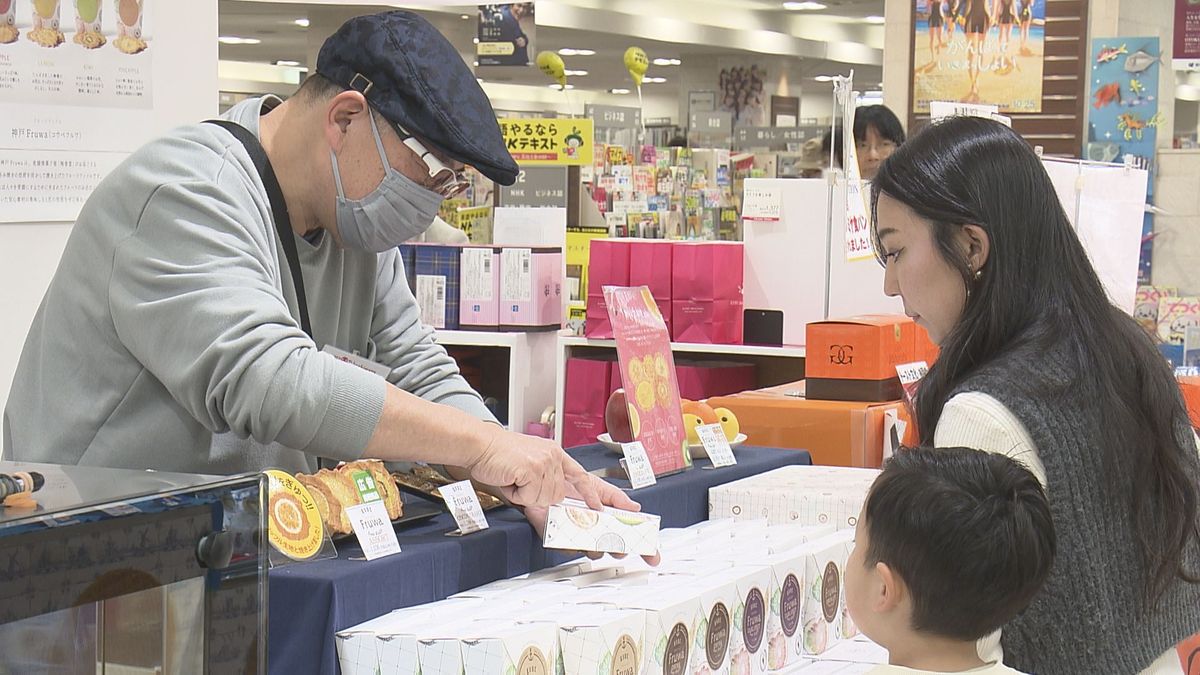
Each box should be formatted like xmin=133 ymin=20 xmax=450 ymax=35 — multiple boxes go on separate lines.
xmin=845 ymin=446 xmax=1056 ymax=648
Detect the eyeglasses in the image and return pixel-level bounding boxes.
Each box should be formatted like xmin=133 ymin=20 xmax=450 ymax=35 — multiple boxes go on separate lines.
xmin=389 ymin=119 xmax=471 ymax=199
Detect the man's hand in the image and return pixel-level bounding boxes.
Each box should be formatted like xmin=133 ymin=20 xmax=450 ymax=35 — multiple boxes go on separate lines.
xmin=525 ymin=456 xmax=661 ymax=566
xmin=462 ymin=428 xmax=566 ymax=508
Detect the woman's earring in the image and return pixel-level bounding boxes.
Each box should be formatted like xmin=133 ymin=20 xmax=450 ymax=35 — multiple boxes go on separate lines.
xmin=973 ymin=269 xmax=983 ymax=282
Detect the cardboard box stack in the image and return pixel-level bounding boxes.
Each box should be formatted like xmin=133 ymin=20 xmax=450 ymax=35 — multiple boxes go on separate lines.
xmin=336 ymin=518 xmax=886 ymax=675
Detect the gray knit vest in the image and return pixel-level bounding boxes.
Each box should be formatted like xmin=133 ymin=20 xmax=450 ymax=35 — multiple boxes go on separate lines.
xmin=948 ymin=342 xmax=1200 ymax=674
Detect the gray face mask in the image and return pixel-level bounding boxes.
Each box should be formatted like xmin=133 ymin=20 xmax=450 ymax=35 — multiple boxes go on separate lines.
xmin=330 ymin=113 xmax=443 ymax=252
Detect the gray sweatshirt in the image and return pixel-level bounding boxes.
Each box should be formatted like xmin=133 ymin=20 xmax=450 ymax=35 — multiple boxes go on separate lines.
xmin=3 ymin=97 xmax=494 ymax=475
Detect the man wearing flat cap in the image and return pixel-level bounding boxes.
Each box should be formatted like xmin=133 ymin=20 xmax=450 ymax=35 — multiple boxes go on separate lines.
xmin=4 ymin=11 xmax=636 ymax=521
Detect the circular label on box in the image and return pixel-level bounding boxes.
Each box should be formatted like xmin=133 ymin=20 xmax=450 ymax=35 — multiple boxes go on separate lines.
xmin=822 ymin=561 xmax=841 ymax=624
xmin=264 ymin=469 xmax=323 ymax=561
xmin=707 ymin=601 xmax=730 ymax=669
xmin=517 ymin=646 xmax=548 ymax=675
xmin=781 ymin=573 xmax=801 ymax=637
xmin=665 ymin=623 xmax=689 ymax=675
xmin=744 ymin=587 xmax=766 ymax=654
xmin=611 ymin=634 xmax=638 ymax=675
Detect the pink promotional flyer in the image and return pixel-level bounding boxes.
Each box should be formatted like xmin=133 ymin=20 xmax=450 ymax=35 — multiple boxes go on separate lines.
xmin=604 ymin=285 xmax=690 ymax=476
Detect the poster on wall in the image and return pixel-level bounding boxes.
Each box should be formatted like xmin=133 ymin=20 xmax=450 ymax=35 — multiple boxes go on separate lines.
xmin=476 ymin=3 xmax=534 ymax=67
xmin=717 ymin=62 xmax=767 ymax=127
xmin=911 ymin=0 xmax=1045 ymax=113
xmin=0 ymin=0 xmax=155 ymax=223
xmin=1175 ymin=0 xmax=1200 ymax=71
xmin=1085 ymin=37 xmax=1161 ymax=285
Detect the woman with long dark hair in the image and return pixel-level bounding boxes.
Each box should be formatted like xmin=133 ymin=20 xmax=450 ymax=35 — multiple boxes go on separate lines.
xmin=870 ymin=116 xmax=1200 ymax=674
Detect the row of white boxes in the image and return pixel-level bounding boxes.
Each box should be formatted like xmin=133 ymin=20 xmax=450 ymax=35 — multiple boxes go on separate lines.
xmin=336 ymin=517 xmax=880 ymax=675
xmin=708 ymin=465 xmax=881 ymax=531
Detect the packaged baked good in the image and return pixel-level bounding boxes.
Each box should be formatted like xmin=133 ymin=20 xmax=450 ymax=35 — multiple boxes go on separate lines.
xmin=292 ymin=459 xmax=405 ymax=537
xmin=393 ymin=466 xmax=505 ymax=511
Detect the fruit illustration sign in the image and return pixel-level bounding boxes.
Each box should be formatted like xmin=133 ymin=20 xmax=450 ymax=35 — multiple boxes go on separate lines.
xmin=604 ymin=285 xmax=690 ymax=476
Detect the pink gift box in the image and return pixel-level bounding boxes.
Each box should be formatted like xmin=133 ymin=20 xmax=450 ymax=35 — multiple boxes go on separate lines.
xmin=671 ymin=242 xmax=744 ymax=344
xmin=672 ymin=299 xmax=744 ymax=344
xmin=459 ymin=246 xmax=502 ymax=329
xmin=674 ymin=360 xmax=757 ymax=401
xmin=628 ymin=240 xmax=673 ymax=300
xmin=500 ymin=247 xmax=562 ymax=330
xmin=564 ymin=356 xmax=615 ymax=416
xmin=585 ymin=240 xmax=632 ymax=339
xmin=562 ymin=413 xmax=606 ymax=449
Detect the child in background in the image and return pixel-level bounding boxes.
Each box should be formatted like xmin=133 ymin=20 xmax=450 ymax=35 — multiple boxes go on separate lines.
xmin=844 ymin=447 xmax=1056 ymax=674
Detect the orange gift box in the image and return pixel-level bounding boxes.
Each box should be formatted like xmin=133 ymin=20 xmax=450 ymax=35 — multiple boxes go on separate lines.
xmin=1180 ymin=377 xmax=1200 ymax=429
xmin=707 ymin=381 xmax=916 ymax=468
xmin=806 ymin=315 xmax=917 ymax=401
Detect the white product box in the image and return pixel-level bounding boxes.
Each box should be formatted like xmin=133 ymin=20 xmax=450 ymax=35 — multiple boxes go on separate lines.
xmin=591 ymin=587 xmax=704 ymax=675
xmin=335 ymin=598 xmax=485 ymax=675
xmin=799 ymin=534 xmax=852 ymax=657
xmin=708 ymin=466 xmax=879 ymax=530
xmin=419 ymin=619 xmax=559 ymax=675
xmin=543 ymin=498 xmax=662 ymax=556
xmin=713 ymin=566 xmax=775 ymax=675
xmin=556 ymin=607 xmax=646 ymax=675
xmin=687 ymin=574 xmax=740 ymax=675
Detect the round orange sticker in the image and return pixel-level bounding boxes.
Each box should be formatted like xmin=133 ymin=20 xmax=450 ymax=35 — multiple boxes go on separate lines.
xmin=265 ymin=469 xmax=324 ymax=560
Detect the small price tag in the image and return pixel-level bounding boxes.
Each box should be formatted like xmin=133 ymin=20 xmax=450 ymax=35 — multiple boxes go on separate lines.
xmin=697 ymin=424 xmax=736 ymax=467
xmin=895 ymin=361 xmax=929 ymax=385
xmin=437 ymin=480 xmax=490 ymax=535
xmin=345 ymin=501 xmax=402 ymax=560
xmin=322 ymin=345 xmax=391 ymax=379
xmin=620 ymin=442 xmax=657 ymax=489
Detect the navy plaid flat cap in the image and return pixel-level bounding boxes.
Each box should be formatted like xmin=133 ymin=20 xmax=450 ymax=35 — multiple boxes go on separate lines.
xmin=316 ymin=10 xmax=520 ymax=186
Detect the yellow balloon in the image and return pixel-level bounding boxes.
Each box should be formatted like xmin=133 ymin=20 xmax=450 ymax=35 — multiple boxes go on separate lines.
xmin=624 ymin=47 xmax=649 ymax=87
xmin=536 ymin=50 xmax=567 ymax=87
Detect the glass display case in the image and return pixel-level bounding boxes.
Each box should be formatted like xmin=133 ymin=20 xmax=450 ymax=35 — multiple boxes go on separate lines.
xmin=0 ymin=461 xmax=266 ymax=674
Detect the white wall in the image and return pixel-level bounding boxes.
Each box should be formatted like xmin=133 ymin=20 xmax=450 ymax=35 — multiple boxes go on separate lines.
xmin=0 ymin=2 xmax=218 ymax=416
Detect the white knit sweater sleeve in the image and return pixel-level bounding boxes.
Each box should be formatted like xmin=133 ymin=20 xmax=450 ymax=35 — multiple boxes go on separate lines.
xmin=933 ymin=391 xmax=1047 ymax=487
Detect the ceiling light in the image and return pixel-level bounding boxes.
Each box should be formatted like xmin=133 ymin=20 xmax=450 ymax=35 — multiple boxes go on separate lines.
xmin=460 ymin=14 xmax=470 ymax=20
xmin=564 ymin=69 xmax=588 ymax=76
xmin=293 ymin=18 xmax=309 ymax=28
xmin=813 ymin=75 xmax=834 ymax=82
xmin=653 ymin=58 xmax=682 ymax=66
xmin=783 ymin=1 xmax=826 ymax=10
xmin=865 ymin=15 xmax=886 ymax=23
xmin=275 ymin=59 xmax=301 ymax=67
xmin=473 ymin=37 xmax=480 ymax=44
xmin=610 ymin=88 xmax=630 ymax=94
xmin=472 ymin=61 xmax=479 ymax=67
xmin=644 ymin=76 xmax=667 ymax=84
xmin=558 ymin=48 xmax=595 ymax=57
xmin=218 ymin=36 xmax=261 ymax=45
xmin=549 ymin=84 xmax=575 ymax=90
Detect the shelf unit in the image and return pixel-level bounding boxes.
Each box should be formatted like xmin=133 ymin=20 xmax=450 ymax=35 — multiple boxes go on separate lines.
xmin=554 ymin=331 xmax=807 ymax=444
xmin=433 ymin=330 xmax=559 ymax=434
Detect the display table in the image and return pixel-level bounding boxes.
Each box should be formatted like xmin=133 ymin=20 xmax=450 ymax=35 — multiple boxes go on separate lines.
xmin=267 ymin=444 xmax=812 ymax=675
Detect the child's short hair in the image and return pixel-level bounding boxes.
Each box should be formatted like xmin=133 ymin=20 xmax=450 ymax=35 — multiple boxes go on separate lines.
xmin=863 ymin=446 xmax=1056 ymax=641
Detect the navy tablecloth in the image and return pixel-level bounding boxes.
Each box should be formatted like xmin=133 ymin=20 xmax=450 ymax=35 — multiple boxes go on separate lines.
xmin=267 ymin=445 xmax=812 ymax=675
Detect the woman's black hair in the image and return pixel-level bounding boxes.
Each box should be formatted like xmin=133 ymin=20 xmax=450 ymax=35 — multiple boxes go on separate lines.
xmin=869 ymin=116 xmax=1200 ymax=608
xmin=853 ymin=104 xmax=906 ymax=146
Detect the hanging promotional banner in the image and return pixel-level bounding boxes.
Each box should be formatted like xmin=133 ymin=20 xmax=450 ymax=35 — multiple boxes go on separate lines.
xmin=1085 ymin=37 xmax=1161 ymax=285
xmin=476 ymin=3 xmax=535 ymax=67
xmin=498 ymin=117 xmax=593 ymax=166
xmin=1176 ymin=0 xmax=1200 ymax=71
xmin=835 ymin=76 xmax=873 ymax=262
xmin=911 ymin=0 xmax=1045 ymax=113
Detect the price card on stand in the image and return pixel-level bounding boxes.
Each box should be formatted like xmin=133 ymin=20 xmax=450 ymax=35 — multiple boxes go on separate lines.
xmin=742 ymin=183 xmax=783 ymax=223
xmin=438 ymin=480 xmax=490 ymax=535
xmin=896 ymin=361 xmax=929 ymax=412
xmin=620 ymin=442 xmax=658 ymax=489
xmin=345 ymin=469 xmax=402 ymax=560
xmin=697 ymin=424 xmax=737 ymax=467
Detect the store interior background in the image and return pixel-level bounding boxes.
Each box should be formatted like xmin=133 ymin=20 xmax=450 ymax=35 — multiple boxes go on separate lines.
xmin=1 ymin=0 xmax=1199 ymax=416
